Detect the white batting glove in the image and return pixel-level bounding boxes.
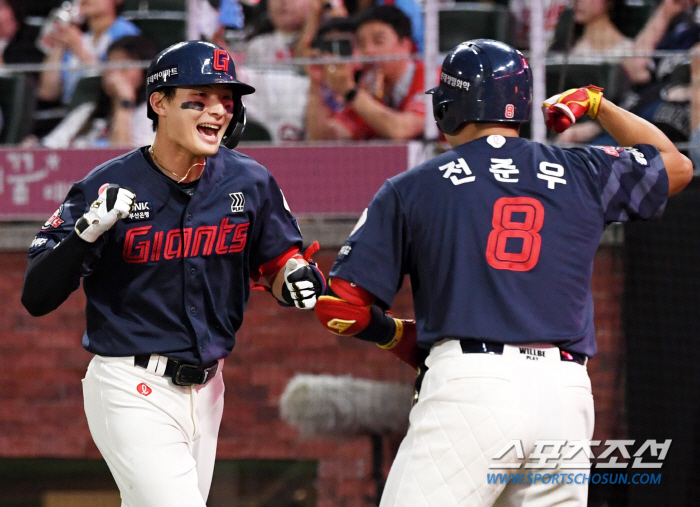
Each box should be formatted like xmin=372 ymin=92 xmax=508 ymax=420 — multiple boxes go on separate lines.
xmin=283 ymin=257 xmax=325 ymax=310
xmin=75 ymin=184 xmax=135 ymax=243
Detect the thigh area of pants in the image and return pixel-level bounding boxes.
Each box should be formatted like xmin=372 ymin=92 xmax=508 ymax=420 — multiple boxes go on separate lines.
xmin=82 ymin=356 xmax=224 ymax=507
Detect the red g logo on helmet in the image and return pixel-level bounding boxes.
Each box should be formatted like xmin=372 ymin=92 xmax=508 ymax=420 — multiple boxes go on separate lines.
xmin=213 ymin=49 xmax=230 ymax=72
xmin=505 ymin=104 xmax=515 ymax=118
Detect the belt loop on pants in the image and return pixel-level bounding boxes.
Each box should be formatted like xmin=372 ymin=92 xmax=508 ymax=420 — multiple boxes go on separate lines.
xmin=134 ymin=354 xmax=219 ymax=386
xmin=457 ymin=338 xmax=588 ymax=366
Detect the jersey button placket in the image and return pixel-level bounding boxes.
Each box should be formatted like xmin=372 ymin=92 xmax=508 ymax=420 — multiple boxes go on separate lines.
xmin=190 ymin=306 xmax=197 ymax=315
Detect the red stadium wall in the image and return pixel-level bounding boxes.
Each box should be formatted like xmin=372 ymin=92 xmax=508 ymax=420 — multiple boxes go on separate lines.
xmin=0 ymin=247 xmax=624 ymax=507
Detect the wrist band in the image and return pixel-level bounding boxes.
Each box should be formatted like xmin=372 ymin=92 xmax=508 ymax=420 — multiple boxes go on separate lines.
xmin=119 ymin=99 xmax=136 ymax=109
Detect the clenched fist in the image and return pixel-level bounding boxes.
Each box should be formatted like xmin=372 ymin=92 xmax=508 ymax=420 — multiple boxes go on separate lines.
xmin=75 ymin=184 xmax=135 ymax=243
xmin=542 ymin=85 xmax=604 ymax=133
xmin=282 ymin=258 xmax=326 ymax=309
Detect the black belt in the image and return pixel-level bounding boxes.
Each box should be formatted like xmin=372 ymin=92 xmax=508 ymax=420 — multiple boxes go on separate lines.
xmin=458 ymin=339 xmax=588 ymax=365
xmin=134 ymin=354 xmax=219 ymax=386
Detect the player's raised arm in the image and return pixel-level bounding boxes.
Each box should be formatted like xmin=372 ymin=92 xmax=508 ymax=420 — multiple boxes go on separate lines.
xmin=22 ymin=184 xmax=135 ymax=316
xmin=595 ymin=99 xmax=693 ymax=195
xmin=543 ymin=86 xmax=693 ymax=195
xmin=314 ymin=277 xmax=421 ymax=369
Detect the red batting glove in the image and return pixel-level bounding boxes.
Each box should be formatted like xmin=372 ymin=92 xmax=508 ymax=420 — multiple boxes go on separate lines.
xmin=542 ymin=85 xmax=604 ymax=133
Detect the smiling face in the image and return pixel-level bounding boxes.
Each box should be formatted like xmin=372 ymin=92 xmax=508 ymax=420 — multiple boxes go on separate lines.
xmin=152 ymin=84 xmax=235 ymax=158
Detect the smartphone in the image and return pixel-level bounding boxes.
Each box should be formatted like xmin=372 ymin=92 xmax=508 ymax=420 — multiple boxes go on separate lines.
xmin=313 ymin=38 xmax=353 ymax=57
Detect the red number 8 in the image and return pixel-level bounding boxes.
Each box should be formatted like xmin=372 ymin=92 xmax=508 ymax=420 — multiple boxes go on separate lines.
xmin=486 ymin=197 xmax=544 ymax=271
xmin=505 ymin=104 xmax=515 ymax=118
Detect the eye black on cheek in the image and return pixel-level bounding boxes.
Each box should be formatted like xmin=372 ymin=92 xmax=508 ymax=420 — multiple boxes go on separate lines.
xmin=224 ymin=104 xmax=234 ymax=114
xmin=181 ymin=101 xmax=205 ymax=111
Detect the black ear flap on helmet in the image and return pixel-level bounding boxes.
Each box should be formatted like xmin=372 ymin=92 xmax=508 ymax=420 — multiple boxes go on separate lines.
xmin=223 ymin=102 xmax=247 ymax=149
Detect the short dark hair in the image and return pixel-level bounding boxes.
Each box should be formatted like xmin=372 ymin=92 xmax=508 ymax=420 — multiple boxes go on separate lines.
xmin=354 ymin=5 xmax=412 ymax=40
xmin=317 ymin=17 xmax=357 ymax=39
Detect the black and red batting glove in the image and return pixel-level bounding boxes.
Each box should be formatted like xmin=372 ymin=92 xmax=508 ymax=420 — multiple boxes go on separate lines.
xmin=281 ymin=242 xmax=326 ymax=309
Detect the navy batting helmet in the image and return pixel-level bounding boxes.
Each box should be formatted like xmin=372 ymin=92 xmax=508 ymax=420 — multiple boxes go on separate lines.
xmin=426 ymin=39 xmax=532 ymax=135
xmin=146 ymin=40 xmax=255 ymax=148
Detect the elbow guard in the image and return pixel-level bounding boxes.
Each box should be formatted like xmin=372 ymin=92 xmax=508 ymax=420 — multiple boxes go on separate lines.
xmin=314 ymin=278 xmax=423 ymax=370
xmin=314 ymin=278 xmax=376 ymax=336
xmin=314 ymin=278 xmax=399 ymax=345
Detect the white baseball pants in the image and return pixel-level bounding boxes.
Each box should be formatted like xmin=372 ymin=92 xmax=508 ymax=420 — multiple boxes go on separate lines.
xmin=380 ymin=340 xmax=594 ymax=507
xmin=82 ymin=355 xmax=225 ymax=507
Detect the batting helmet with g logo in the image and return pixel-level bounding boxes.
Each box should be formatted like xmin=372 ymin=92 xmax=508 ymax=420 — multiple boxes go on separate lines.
xmin=146 ymin=40 xmax=255 ymax=148
xmin=426 ymin=39 xmax=532 ymax=135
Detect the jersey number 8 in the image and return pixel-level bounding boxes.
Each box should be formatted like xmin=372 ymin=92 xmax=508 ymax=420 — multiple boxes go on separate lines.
xmin=486 ymin=197 xmax=544 ymax=272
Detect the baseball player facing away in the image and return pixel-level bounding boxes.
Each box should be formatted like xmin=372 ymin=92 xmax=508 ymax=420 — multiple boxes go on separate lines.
xmin=21 ymin=41 xmax=324 ymax=507
xmin=314 ymin=39 xmax=693 ymax=506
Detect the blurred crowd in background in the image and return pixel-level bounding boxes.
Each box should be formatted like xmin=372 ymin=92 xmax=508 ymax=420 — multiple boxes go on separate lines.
xmin=1 ymin=0 xmax=700 ymax=171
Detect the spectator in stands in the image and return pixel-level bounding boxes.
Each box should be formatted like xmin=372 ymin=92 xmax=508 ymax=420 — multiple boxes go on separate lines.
xmin=233 ymin=15 xmax=355 ymax=142
xmin=206 ymin=0 xmax=247 ymax=61
xmin=349 ymin=0 xmax=423 ymax=53
xmin=244 ymin=0 xmax=311 ymax=63
xmin=577 ymin=0 xmax=699 ymax=146
xmin=295 ymin=0 xmax=349 ymax=59
xmin=550 ymin=0 xmax=634 ymax=144
xmin=37 ymin=0 xmax=140 ymax=106
xmin=0 ymin=0 xmax=44 ymax=66
xmin=622 ymin=0 xmax=695 ymax=87
xmin=509 ymin=0 xmax=569 ymax=50
xmin=35 ymin=35 xmax=157 ymax=148
xmin=306 ymin=17 xmax=357 ymax=114
xmin=305 ymin=5 xmax=424 ymax=140
xmin=559 ymin=0 xmax=633 ymax=60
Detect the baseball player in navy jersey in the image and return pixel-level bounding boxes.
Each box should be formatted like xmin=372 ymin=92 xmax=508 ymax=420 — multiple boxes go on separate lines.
xmin=21 ymin=40 xmax=324 ymax=507
xmin=314 ymin=39 xmax=693 ymax=506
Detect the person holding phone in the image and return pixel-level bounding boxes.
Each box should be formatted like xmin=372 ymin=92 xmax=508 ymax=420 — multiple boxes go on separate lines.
xmin=304 ymin=17 xmax=357 ymax=115
xmin=37 ymin=0 xmax=140 ymax=106
xmin=304 ymin=5 xmax=425 ymax=141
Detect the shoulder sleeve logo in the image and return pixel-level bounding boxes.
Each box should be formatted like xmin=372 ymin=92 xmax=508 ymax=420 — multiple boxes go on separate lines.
xmin=41 ymin=205 xmax=65 ymax=230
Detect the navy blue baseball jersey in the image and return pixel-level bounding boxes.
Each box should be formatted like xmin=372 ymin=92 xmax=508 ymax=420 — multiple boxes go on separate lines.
xmin=330 ymin=136 xmax=668 ymax=357
xmin=29 ymin=147 xmax=302 ymax=364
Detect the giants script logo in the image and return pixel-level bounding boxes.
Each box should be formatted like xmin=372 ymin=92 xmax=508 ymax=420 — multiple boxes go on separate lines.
xmin=213 ymin=49 xmax=230 ymax=72
xmin=122 ymin=219 xmax=249 ymax=263
xmin=137 ymin=383 xmax=152 ymax=396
